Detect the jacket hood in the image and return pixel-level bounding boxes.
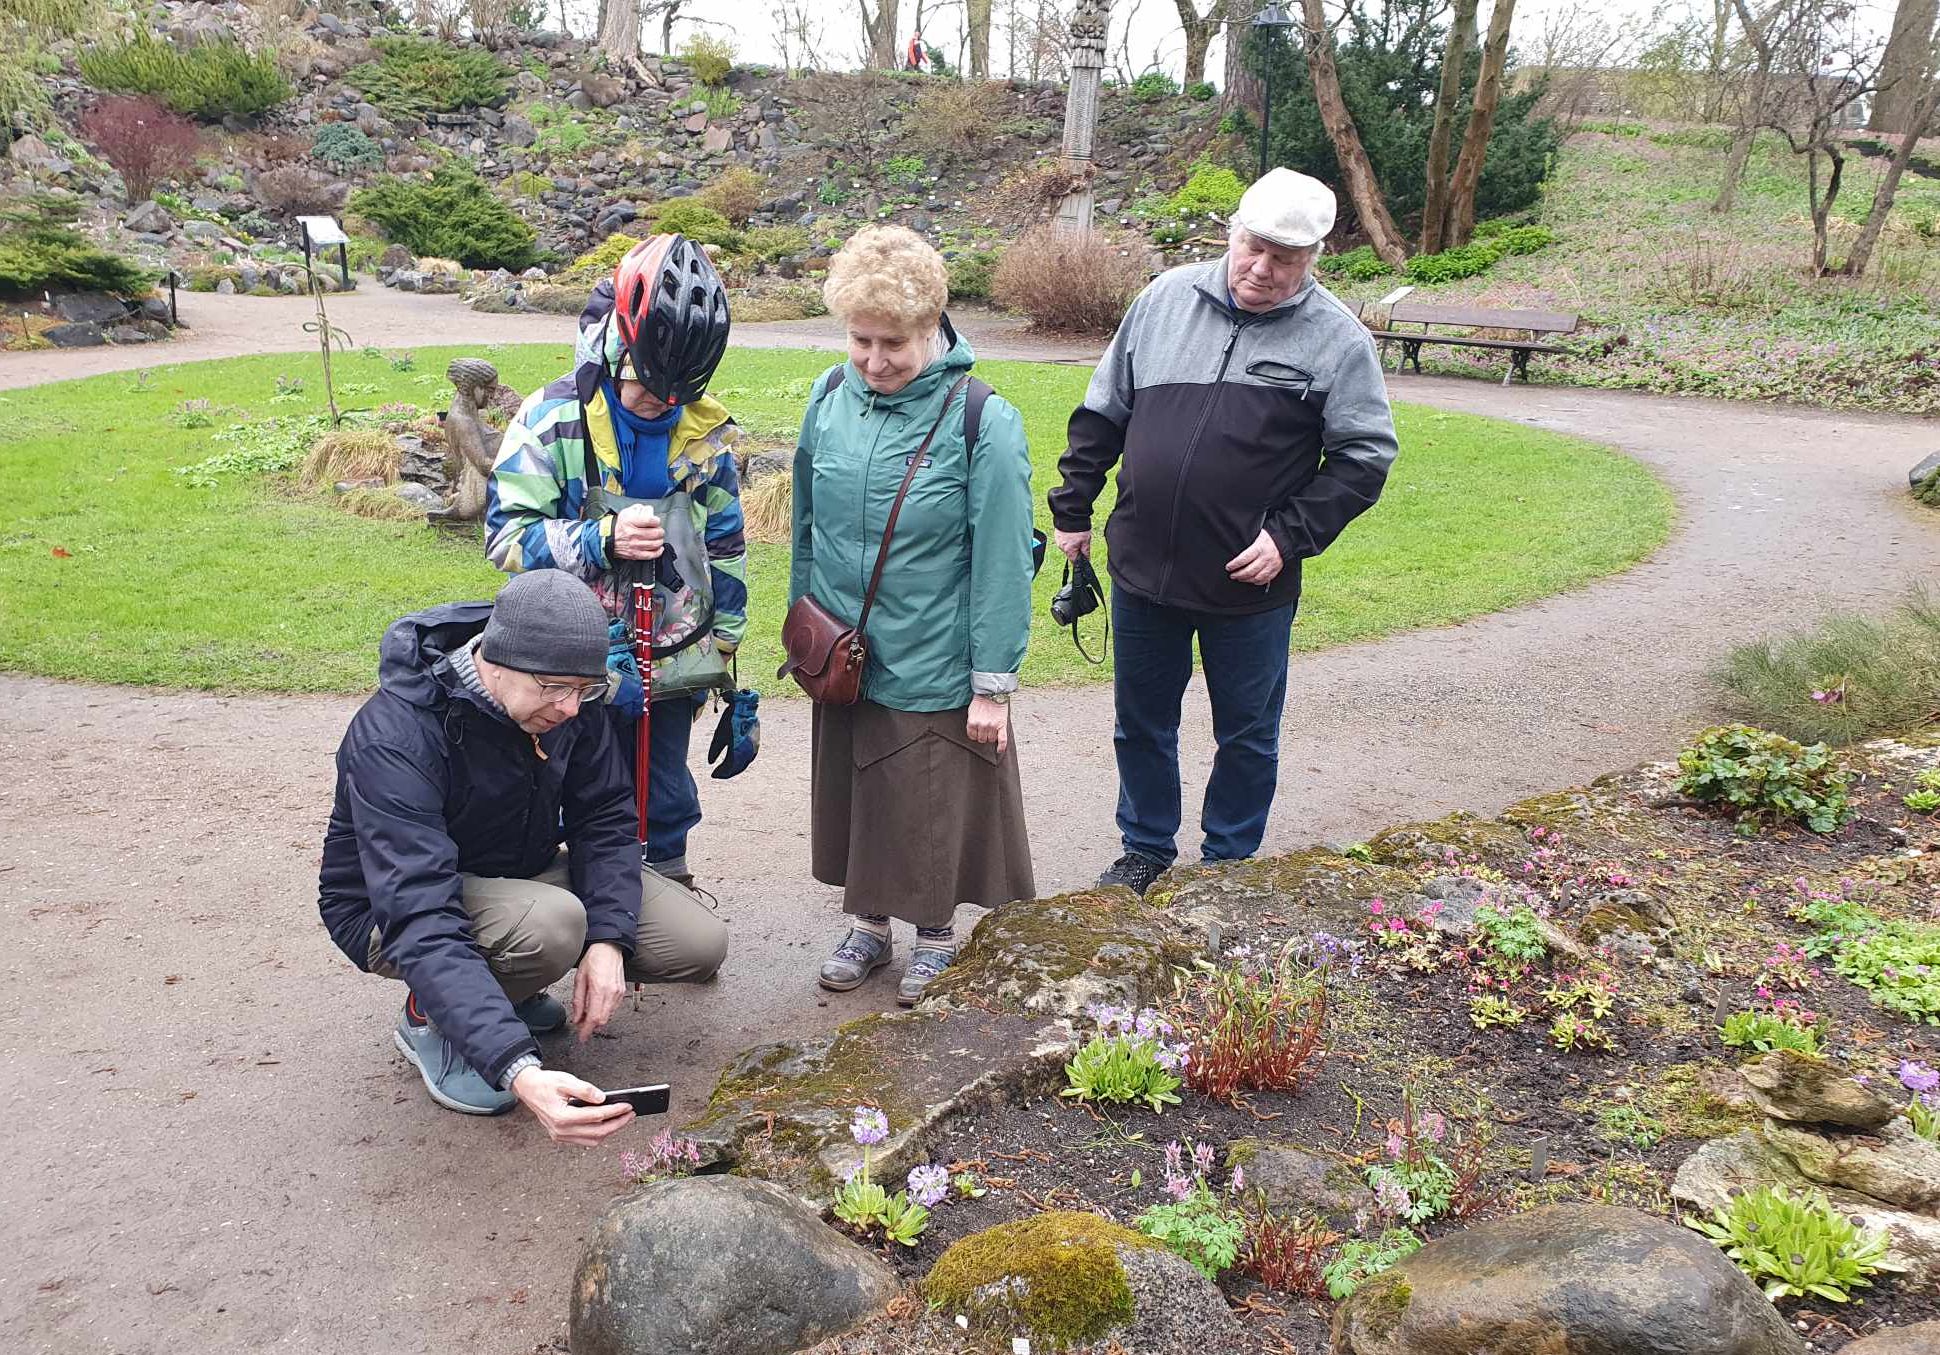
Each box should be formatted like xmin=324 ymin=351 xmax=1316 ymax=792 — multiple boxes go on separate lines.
xmin=376 ymin=601 xmax=494 ymax=711
xmin=836 ymin=312 xmax=976 ymax=409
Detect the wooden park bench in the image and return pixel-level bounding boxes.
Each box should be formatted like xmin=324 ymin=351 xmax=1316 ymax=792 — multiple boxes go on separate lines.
xmin=1365 ymin=301 xmax=1580 ymax=386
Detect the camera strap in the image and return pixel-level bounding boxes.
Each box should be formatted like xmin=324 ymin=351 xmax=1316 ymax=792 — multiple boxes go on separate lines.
xmin=1061 ymin=555 xmax=1109 ymax=666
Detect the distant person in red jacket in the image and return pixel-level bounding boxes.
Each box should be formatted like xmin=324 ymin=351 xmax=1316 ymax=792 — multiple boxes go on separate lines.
xmin=905 ymin=31 xmax=926 ymax=71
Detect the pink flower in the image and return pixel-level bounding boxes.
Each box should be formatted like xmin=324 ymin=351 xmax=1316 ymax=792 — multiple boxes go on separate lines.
xmin=1369 ymin=899 xmax=1385 ymax=916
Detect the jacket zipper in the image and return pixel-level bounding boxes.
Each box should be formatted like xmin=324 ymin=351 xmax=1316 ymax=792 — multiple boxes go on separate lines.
xmin=1156 ymin=314 xmax=1248 ymax=602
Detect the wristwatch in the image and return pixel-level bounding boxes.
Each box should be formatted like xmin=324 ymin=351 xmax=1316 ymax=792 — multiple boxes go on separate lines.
xmin=981 ymin=691 xmax=1012 ymax=706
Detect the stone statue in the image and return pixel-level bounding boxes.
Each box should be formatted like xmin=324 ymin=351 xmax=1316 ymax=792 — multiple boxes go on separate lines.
xmin=1055 ymin=0 xmax=1112 ymax=235
xmin=435 ymin=357 xmax=521 ymax=524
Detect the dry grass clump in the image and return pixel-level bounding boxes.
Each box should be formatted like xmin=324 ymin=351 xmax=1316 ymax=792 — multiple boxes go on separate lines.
xmin=740 ymin=468 xmax=792 ymax=544
xmin=904 ymin=80 xmax=1014 ymax=159
xmin=301 ymin=427 xmax=398 ymax=489
xmin=414 ymin=256 xmax=467 ymax=275
xmin=990 ymin=225 xmax=1148 ymax=334
xmin=339 ymin=486 xmax=428 ymax=521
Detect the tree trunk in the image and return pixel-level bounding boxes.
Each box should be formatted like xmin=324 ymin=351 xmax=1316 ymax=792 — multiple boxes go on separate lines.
xmin=1844 ymin=81 xmax=1940 ymax=272
xmin=861 ymin=0 xmax=900 ymax=69
xmin=1296 ymin=0 xmax=1409 ymax=267
xmin=968 ymin=0 xmax=992 ymax=77
xmin=1444 ymin=0 xmax=1514 ymax=248
xmin=599 ymin=0 xmax=639 ymax=69
xmin=1173 ymin=0 xmax=1222 ymax=86
xmin=1703 ymin=0 xmax=1733 ymax=122
xmin=1871 ymin=0 xmax=1940 ymax=133
xmin=1808 ymin=145 xmax=1844 ymax=275
xmin=1224 ymin=14 xmax=1262 ymax=117
xmin=1420 ymin=0 xmax=1478 ymax=255
xmin=1714 ymin=0 xmax=1776 ymax=213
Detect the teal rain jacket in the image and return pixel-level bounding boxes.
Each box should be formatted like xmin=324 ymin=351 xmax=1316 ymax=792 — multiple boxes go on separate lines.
xmin=790 ymin=323 xmax=1034 ymax=713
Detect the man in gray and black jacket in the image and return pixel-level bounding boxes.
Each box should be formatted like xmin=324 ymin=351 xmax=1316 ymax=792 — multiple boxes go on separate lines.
xmin=1048 ymin=168 xmax=1399 ymax=895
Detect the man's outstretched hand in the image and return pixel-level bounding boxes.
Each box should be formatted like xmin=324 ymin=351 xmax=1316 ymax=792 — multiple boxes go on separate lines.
xmin=571 ymin=941 xmax=628 ymax=1042
xmin=510 ymin=1067 xmax=634 ymax=1145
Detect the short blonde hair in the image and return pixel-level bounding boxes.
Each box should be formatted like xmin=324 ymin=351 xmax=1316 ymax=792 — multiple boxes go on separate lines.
xmin=822 ymin=225 xmax=948 ymax=333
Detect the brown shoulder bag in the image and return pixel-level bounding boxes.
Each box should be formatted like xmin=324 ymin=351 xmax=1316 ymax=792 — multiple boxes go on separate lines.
xmin=779 ymin=374 xmax=971 ymax=705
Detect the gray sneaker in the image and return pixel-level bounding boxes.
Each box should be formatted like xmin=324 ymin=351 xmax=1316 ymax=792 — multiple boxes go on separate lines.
xmin=896 ymin=948 xmax=955 ymax=1007
xmin=818 ymin=928 xmax=892 ymax=992
xmin=394 ymin=1001 xmax=516 ymax=1116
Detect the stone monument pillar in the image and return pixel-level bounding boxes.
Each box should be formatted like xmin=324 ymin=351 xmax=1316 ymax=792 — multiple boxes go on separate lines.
xmin=1054 ymin=0 xmax=1111 ymax=236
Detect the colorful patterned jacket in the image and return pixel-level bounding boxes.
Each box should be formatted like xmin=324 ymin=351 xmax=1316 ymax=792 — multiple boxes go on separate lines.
xmin=484 ymin=281 xmax=748 ymax=657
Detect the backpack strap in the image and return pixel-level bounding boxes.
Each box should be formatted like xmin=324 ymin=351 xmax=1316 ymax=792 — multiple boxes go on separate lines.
xmin=820 ymin=365 xmax=844 ymax=401
xmin=962 ymin=376 xmax=992 ymax=458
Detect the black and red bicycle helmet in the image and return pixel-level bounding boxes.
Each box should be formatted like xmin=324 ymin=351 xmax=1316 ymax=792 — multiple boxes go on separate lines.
xmin=610 ymin=233 xmax=731 ymax=405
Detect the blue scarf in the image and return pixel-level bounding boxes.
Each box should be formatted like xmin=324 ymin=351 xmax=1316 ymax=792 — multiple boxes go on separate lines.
xmin=602 ymin=379 xmax=680 ymax=500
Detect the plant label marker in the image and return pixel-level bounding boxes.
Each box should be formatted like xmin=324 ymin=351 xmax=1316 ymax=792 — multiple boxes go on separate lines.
xmin=1528 ymin=1135 xmax=1549 ymax=1183
xmin=1206 ymin=922 xmax=1222 ymax=959
xmin=1012 ymin=1340 xmax=1032 ymax=1355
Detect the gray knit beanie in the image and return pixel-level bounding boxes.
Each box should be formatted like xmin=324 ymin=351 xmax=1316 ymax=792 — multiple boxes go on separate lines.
xmin=479 ymin=572 xmax=610 ymax=679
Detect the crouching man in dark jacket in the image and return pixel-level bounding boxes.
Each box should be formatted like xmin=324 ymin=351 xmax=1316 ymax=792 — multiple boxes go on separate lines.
xmin=317 ymin=571 xmax=726 ymax=1143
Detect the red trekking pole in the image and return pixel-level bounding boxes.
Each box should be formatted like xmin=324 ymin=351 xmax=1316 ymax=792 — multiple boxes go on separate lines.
xmin=630 ymin=561 xmax=656 ymax=847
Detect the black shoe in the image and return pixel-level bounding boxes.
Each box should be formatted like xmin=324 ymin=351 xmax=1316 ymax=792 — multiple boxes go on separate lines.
xmin=1097 ymin=851 xmax=1167 ymax=897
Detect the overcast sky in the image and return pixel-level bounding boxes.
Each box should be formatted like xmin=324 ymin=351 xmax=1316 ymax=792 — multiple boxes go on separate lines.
xmin=587 ymin=0 xmax=1669 ymax=77
xmin=553 ymin=0 xmax=1896 ymax=81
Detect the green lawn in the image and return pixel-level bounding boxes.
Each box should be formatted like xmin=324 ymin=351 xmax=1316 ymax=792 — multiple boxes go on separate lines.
xmin=0 ymin=343 xmax=1672 ymax=694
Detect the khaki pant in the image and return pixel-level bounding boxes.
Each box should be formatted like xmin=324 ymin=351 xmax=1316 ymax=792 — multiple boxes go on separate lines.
xmin=368 ymin=854 xmax=727 ymax=1002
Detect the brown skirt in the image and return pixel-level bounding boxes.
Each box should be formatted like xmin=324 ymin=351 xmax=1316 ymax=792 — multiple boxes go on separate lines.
xmin=810 ymin=699 xmax=1036 ymax=927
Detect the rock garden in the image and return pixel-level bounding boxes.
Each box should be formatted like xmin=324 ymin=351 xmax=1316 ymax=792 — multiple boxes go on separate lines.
xmin=568 ymin=721 xmax=1940 ymax=1353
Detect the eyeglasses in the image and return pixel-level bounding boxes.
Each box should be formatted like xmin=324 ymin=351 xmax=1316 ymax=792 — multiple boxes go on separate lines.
xmin=527 ymin=674 xmax=608 ymax=706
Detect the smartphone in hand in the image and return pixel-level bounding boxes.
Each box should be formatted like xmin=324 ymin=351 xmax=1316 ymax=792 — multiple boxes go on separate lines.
xmin=568 ymin=1084 xmax=671 ymax=1116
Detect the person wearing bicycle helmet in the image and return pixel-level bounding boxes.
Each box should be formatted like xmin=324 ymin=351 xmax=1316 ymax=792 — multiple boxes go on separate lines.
xmin=487 ymin=234 xmax=746 ymax=919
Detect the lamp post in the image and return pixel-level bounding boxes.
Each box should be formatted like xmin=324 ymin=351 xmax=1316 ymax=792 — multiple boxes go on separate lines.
xmin=1252 ymin=2 xmax=1296 ymax=181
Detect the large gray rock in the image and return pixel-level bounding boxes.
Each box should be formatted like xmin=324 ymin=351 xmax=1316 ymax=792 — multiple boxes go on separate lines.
xmin=1331 ymin=1204 xmax=1803 ymax=1355
xmin=572 ymin=1175 xmax=896 ymax=1355
xmin=1764 ymin=1116 xmax=1940 ymax=1213
xmin=393 ymin=482 xmax=445 ymax=512
xmin=1226 ymin=1138 xmax=1373 ymax=1225
xmin=1844 ymin=1322 xmax=1940 ymax=1355
xmin=123 ymin=200 xmax=174 ymax=234
xmin=44 ymin=320 xmax=106 ymax=347
xmin=1911 ymin=450 xmax=1940 ymax=489
xmin=1739 ymin=1050 xmax=1896 ymax=1129
xmin=53 ymin=292 xmax=131 ymax=324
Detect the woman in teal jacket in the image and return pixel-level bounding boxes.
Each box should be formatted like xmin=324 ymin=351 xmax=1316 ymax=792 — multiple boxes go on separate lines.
xmin=792 ymin=225 xmax=1037 ymax=1005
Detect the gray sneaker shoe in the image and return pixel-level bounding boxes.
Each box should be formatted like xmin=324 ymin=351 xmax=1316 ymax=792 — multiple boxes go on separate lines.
xmin=394 ymin=1001 xmax=517 ymax=1116
xmin=512 ymin=992 xmax=567 ymax=1035
xmin=896 ymin=948 xmax=955 ymax=1007
xmin=818 ymin=928 xmax=892 ymax=992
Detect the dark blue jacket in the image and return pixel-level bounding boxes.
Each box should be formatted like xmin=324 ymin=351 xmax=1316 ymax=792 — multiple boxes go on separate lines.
xmin=317 ymin=602 xmax=639 ymax=1088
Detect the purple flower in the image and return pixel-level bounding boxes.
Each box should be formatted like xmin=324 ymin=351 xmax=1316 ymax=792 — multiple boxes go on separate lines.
xmin=1421 ymin=1112 xmax=1448 ymax=1144
xmin=1901 ymin=1060 xmax=1940 ymax=1095
xmin=1385 ymin=1129 xmax=1406 ymax=1160
xmin=850 ymin=1106 xmax=889 ymax=1146
xmin=1165 ymin=1173 xmax=1192 ymax=1202
xmin=1164 ymin=1140 xmax=1183 ymax=1179
xmin=906 ymin=1163 xmax=949 ymax=1208
xmin=1193 ymin=1141 xmax=1216 ymax=1176
xmin=1231 ymin=1165 xmax=1246 ymax=1194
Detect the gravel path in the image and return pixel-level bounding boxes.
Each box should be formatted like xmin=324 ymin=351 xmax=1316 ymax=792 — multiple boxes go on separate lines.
xmin=3 ymin=291 xmax=1936 ymax=1355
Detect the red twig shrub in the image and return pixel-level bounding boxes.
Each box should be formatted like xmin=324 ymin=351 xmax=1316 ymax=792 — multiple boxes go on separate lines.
xmin=990 ymin=224 xmax=1148 ymax=334
xmin=81 ymin=95 xmax=200 ymax=204
xmin=1169 ymin=950 xmax=1328 ymax=1105
xmin=1239 ymin=1207 xmax=1337 ymax=1299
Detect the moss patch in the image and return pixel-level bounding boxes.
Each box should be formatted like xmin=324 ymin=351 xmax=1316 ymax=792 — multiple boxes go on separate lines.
xmin=924 ymin=1211 xmax=1160 ymax=1348
xmin=1364 ymin=813 xmax=1529 ymax=870
xmin=923 ymin=888 xmax=1188 ymax=1018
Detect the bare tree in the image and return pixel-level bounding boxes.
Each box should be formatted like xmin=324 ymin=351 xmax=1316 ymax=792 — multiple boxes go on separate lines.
xmin=1872 ymin=0 xmax=1940 ymax=132
xmin=598 ymin=0 xmax=640 ymax=70
xmin=1296 ymin=0 xmax=1409 ymax=267
xmin=773 ymin=0 xmax=827 ymax=70
xmin=1704 ymin=0 xmax=1737 ymax=119
xmin=1171 ymin=0 xmax=1234 ymax=87
xmin=1755 ymin=4 xmax=1884 ymax=273
xmin=860 ymin=0 xmax=901 ymax=68
xmin=1445 ymin=0 xmax=1516 ymax=248
xmin=1523 ymin=3 xmax=1648 ymax=133
xmin=1713 ymin=0 xmax=1803 ymax=213
xmin=1419 ymin=0 xmax=1478 ymax=255
xmin=1845 ymin=28 xmax=1940 ymax=272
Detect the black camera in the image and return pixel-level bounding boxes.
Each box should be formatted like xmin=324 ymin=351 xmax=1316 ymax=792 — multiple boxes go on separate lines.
xmin=1050 ymin=553 xmax=1104 ymax=628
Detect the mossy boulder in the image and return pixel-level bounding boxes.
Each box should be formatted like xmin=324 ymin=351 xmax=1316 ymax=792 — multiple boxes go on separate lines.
xmin=1843 ymin=1320 xmax=1940 ymax=1354
xmin=922 ymin=887 xmax=1190 ymax=1019
xmin=924 ymin=1211 xmax=1241 ymax=1352
xmin=1738 ymin=1049 xmax=1896 ymax=1130
xmin=1362 ymin=813 xmax=1528 ymax=871
xmin=1157 ymin=848 xmax=1415 ymax=939
xmin=1331 ymin=1204 xmax=1803 ymax=1355
xmin=680 ymin=1008 xmax=1075 ymax=1200
xmin=1224 ymin=1137 xmax=1372 ymax=1225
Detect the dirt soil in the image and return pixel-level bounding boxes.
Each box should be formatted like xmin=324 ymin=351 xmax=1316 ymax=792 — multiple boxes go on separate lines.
xmin=2 ymin=297 xmax=1938 ymax=1355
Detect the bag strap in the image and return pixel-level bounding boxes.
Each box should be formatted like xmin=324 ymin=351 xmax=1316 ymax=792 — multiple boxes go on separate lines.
xmin=854 ymin=374 xmax=972 ymax=644
xmin=823 ymin=369 xmax=990 ymax=460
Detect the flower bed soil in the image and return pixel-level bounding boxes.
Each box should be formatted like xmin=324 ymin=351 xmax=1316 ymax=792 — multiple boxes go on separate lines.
xmin=802 ymin=746 xmax=1940 ymax=1354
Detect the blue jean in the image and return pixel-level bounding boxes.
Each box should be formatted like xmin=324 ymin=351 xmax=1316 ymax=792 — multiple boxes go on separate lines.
xmin=608 ymin=693 xmax=703 ymax=874
xmin=1112 ymin=587 xmax=1296 ymax=866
